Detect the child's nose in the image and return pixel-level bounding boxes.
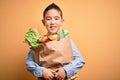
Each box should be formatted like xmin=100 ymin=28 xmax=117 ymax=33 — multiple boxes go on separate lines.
xmin=51 ymin=19 xmax=55 ymax=24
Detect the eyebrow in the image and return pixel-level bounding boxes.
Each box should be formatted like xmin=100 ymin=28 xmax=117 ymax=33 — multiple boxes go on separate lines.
xmin=45 ymin=16 xmax=60 ymax=18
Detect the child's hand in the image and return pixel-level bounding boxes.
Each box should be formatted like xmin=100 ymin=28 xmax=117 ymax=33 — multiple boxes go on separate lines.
xmin=43 ymin=69 xmax=55 ymax=80
xmin=55 ymin=68 xmax=66 ymax=80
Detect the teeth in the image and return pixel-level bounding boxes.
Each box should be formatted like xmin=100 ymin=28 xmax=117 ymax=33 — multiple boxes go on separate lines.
xmin=50 ymin=26 xmax=56 ymax=29
xmin=50 ymin=26 xmax=56 ymax=27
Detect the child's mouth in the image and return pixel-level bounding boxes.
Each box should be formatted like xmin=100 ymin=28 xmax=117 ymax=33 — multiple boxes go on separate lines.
xmin=50 ymin=26 xmax=56 ymax=30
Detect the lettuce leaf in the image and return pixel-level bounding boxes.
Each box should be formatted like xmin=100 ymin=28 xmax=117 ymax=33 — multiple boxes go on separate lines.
xmin=59 ymin=29 xmax=69 ymax=38
xmin=25 ymin=30 xmax=41 ymax=48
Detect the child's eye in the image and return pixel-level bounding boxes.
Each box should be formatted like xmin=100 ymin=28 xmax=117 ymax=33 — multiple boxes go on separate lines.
xmin=46 ymin=18 xmax=51 ymax=20
xmin=55 ymin=18 xmax=59 ymax=20
xmin=45 ymin=17 xmax=51 ymax=20
xmin=54 ymin=17 xmax=59 ymax=20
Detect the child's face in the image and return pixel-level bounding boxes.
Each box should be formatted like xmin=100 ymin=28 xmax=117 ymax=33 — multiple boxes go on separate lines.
xmin=42 ymin=9 xmax=64 ymax=34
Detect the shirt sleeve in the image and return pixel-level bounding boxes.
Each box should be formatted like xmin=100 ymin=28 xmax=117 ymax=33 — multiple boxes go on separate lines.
xmin=26 ymin=50 xmax=45 ymax=77
xmin=63 ymin=39 xmax=85 ymax=78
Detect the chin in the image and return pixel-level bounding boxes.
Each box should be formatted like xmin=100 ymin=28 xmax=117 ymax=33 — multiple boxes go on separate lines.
xmin=52 ymin=32 xmax=57 ymax=34
xmin=49 ymin=31 xmax=57 ymax=34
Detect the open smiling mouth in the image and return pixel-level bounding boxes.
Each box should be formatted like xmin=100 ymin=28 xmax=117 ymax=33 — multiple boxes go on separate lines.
xmin=50 ymin=26 xmax=56 ymax=30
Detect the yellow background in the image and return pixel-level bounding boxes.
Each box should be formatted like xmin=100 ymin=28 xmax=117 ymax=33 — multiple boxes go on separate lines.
xmin=0 ymin=0 xmax=120 ymax=80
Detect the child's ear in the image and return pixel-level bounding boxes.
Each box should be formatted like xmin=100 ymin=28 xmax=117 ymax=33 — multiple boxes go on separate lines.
xmin=42 ymin=19 xmax=45 ymax=26
xmin=61 ymin=19 xmax=64 ymax=26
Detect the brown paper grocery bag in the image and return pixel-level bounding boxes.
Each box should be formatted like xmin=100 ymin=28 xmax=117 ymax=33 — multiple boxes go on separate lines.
xmin=31 ymin=37 xmax=73 ymax=69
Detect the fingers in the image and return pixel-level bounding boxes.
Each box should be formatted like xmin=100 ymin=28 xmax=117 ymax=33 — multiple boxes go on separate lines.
xmin=43 ymin=69 xmax=55 ymax=80
xmin=55 ymin=73 xmax=64 ymax=80
xmin=48 ymin=75 xmax=54 ymax=80
xmin=43 ymin=68 xmax=66 ymax=80
xmin=54 ymin=68 xmax=66 ymax=80
xmin=47 ymin=71 xmax=55 ymax=80
xmin=50 ymin=69 xmax=56 ymax=75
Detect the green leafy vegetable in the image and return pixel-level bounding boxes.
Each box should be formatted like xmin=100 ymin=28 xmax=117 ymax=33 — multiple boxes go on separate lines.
xmin=25 ymin=30 xmax=41 ymax=48
xmin=59 ymin=29 xmax=69 ymax=38
xmin=24 ymin=29 xmax=69 ymax=48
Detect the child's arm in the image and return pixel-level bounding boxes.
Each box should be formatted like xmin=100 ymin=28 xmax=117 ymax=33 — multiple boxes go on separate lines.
xmin=63 ymin=39 xmax=85 ymax=78
xmin=26 ymin=50 xmax=56 ymax=79
xmin=26 ymin=50 xmax=45 ymax=77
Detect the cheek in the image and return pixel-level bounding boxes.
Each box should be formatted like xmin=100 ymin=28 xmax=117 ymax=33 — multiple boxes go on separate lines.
xmin=58 ymin=20 xmax=63 ymax=25
xmin=57 ymin=23 xmax=62 ymax=27
xmin=45 ymin=26 xmax=50 ymax=31
xmin=44 ymin=21 xmax=50 ymax=25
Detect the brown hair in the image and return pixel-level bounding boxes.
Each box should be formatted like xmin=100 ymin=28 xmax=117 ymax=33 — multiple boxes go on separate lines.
xmin=43 ymin=3 xmax=63 ymax=18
